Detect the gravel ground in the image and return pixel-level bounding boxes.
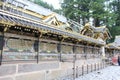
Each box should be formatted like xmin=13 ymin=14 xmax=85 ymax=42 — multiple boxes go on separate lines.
xmin=75 ymin=66 xmax=120 ymax=80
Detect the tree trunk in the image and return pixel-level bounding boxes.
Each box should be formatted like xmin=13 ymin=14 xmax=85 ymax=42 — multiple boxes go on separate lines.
xmin=94 ymin=18 xmax=100 ymax=27
xmin=82 ymin=17 xmax=86 ymax=25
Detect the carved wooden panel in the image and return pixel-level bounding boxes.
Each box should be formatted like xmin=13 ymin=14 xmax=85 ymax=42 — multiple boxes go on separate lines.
xmin=61 ymin=45 xmax=73 ymax=54
xmin=3 ymin=38 xmax=36 ymax=61
xmin=40 ymin=42 xmax=57 ymax=53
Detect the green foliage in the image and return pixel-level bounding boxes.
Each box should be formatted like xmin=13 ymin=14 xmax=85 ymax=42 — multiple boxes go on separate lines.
xmin=61 ymin=0 xmax=120 ymax=42
xmin=110 ymin=0 xmax=120 ymax=26
xmin=28 ymin=0 xmax=54 ymax=10
xmin=61 ymin=0 xmax=109 ymax=26
xmin=53 ymin=9 xmax=62 ymax=14
xmin=28 ymin=0 xmax=62 ymax=14
xmin=107 ymin=0 xmax=120 ymax=42
xmin=108 ymin=26 xmax=120 ymax=42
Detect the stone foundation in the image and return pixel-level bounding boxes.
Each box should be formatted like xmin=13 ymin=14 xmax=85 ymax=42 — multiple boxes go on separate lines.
xmin=0 ymin=59 xmax=102 ymax=80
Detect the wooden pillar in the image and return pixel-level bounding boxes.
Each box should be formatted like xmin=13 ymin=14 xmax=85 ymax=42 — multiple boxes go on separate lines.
xmin=73 ymin=44 xmax=77 ymax=60
xmin=92 ymin=47 xmax=94 ymax=58
xmin=84 ymin=46 xmax=87 ymax=59
xmin=57 ymin=42 xmax=62 ymax=61
xmin=101 ymin=46 xmax=105 ymax=59
xmin=0 ymin=32 xmax=4 ymax=65
xmin=37 ymin=38 xmax=40 ymax=63
xmin=73 ymin=44 xmax=77 ymax=80
xmin=113 ymin=49 xmax=115 ymax=56
xmin=34 ymin=36 xmax=39 ymax=63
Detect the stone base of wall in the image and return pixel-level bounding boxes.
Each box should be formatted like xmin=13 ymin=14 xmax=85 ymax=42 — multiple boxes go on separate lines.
xmin=0 ymin=59 xmax=102 ymax=80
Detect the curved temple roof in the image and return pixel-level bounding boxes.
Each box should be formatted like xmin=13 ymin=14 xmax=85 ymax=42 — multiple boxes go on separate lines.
xmin=0 ymin=0 xmax=109 ymax=46
xmin=0 ymin=9 xmax=105 ymax=45
xmin=13 ymin=0 xmax=67 ymax=23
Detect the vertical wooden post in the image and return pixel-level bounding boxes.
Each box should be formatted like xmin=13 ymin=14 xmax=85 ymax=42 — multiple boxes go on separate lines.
xmin=73 ymin=44 xmax=77 ymax=80
xmin=0 ymin=32 xmax=4 ymax=65
xmin=84 ymin=46 xmax=87 ymax=59
xmin=34 ymin=35 xmax=39 ymax=64
xmin=76 ymin=66 xmax=78 ymax=78
xmin=113 ymin=49 xmax=115 ymax=56
xmin=87 ymin=64 xmax=89 ymax=74
xmin=57 ymin=42 xmax=62 ymax=61
xmin=37 ymin=38 xmax=39 ymax=64
xmin=91 ymin=64 xmax=92 ymax=72
xmin=92 ymin=47 xmax=94 ymax=58
xmin=95 ymin=63 xmax=96 ymax=71
xmin=98 ymin=48 xmax=100 ymax=58
xmin=98 ymin=63 xmax=99 ymax=70
xmin=82 ymin=65 xmax=84 ymax=75
xmin=73 ymin=60 xmax=75 ymax=80
xmin=0 ymin=50 xmax=2 ymax=65
xmin=73 ymin=45 xmax=77 ymax=61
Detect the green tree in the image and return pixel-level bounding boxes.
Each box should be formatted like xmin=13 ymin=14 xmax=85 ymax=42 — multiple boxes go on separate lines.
xmin=108 ymin=0 xmax=120 ymax=42
xmin=28 ymin=0 xmax=62 ymax=14
xmin=90 ymin=0 xmax=106 ymax=26
xmin=111 ymin=0 xmax=120 ymax=26
xmin=61 ymin=0 xmax=114 ymax=26
xmin=28 ymin=0 xmax=54 ymax=10
xmin=61 ymin=0 xmax=91 ymax=24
